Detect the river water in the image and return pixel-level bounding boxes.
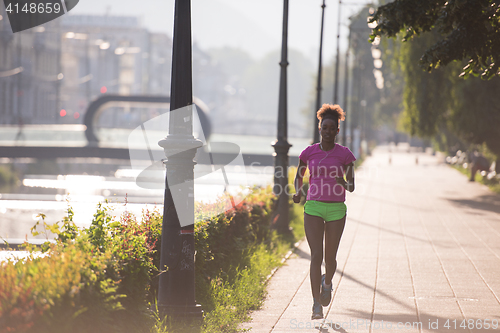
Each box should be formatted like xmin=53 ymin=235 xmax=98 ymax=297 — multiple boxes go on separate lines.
xmin=0 ymin=125 xmax=309 ymax=257
xmin=0 ymin=164 xmax=279 ymax=245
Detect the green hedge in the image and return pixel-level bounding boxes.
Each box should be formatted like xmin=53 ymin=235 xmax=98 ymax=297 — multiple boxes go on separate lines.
xmin=0 ymin=186 xmax=286 ymax=333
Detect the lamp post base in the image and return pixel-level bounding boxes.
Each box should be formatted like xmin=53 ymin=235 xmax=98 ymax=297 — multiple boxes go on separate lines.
xmin=158 ymin=303 xmax=203 ymax=317
xmin=272 ymin=139 xmax=292 ymax=234
xmin=158 ymin=304 xmax=203 ymax=332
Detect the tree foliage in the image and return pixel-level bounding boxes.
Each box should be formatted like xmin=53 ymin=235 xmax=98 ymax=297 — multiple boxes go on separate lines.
xmin=370 ymin=0 xmax=500 ymax=79
xmin=448 ymin=73 xmax=500 ymax=156
xmin=393 ymin=29 xmax=500 ymax=157
xmin=396 ymin=30 xmax=455 ymax=137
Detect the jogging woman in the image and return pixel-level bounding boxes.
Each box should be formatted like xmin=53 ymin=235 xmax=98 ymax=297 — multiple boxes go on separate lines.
xmin=293 ymin=104 xmax=356 ymax=320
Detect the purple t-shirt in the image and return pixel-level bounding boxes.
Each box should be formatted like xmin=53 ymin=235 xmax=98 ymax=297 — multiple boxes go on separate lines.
xmin=299 ymin=143 xmax=356 ymax=202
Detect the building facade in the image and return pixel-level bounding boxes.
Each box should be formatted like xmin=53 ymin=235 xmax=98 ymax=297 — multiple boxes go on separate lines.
xmin=0 ymin=13 xmax=176 ymax=126
xmin=0 ymin=7 xmax=61 ymax=125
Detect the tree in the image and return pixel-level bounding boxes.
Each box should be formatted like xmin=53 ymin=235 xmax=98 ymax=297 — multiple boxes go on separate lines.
xmin=368 ymin=0 xmax=500 ymax=165
xmin=449 ymin=73 xmax=500 ymax=159
xmin=396 ymin=30 xmax=456 ymax=138
xmin=390 ymin=28 xmax=500 ymax=161
xmin=370 ymin=0 xmax=500 ymax=79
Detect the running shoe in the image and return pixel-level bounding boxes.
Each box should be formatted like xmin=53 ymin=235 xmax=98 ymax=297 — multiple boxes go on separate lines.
xmin=320 ymin=274 xmax=333 ymax=306
xmin=311 ymin=298 xmax=323 ymax=320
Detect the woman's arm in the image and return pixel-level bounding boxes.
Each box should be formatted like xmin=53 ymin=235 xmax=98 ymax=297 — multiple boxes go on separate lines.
xmin=292 ymin=159 xmax=307 ymax=203
xmin=335 ymin=162 xmax=355 ymax=192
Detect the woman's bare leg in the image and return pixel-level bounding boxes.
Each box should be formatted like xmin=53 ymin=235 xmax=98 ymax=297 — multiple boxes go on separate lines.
xmin=324 ymin=215 xmax=346 ymax=285
xmin=304 ymin=213 xmax=325 ymax=301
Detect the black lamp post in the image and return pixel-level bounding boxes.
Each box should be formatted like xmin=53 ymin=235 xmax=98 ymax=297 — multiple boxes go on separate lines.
xmin=16 ymin=33 xmax=22 ymax=124
xmin=332 ymin=0 xmax=341 ymax=107
xmin=341 ymin=25 xmax=351 ymax=148
xmin=157 ymin=0 xmax=203 ymax=325
xmin=0 ymin=29 xmax=12 ymax=120
xmin=272 ymin=0 xmax=292 ymax=234
xmin=334 ymin=2 xmax=366 ymax=148
xmin=313 ymin=0 xmax=326 ymax=144
xmin=56 ymin=22 xmax=62 ymax=123
xmin=348 ymin=15 xmax=371 ymax=154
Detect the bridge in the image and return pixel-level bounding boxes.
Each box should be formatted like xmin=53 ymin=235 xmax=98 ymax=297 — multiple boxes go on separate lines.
xmin=0 ymin=95 xmax=304 ymax=166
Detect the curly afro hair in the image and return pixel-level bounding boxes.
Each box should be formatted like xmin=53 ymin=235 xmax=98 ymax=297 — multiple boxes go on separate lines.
xmin=317 ymin=104 xmax=345 ymax=128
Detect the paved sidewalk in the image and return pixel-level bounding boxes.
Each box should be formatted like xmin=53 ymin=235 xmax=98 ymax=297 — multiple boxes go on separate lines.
xmin=240 ymin=145 xmax=500 ymax=333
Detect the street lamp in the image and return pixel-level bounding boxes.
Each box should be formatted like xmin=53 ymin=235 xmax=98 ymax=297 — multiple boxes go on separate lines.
xmin=157 ymin=0 xmax=203 ymax=326
xmin=332 ymin=0 xmax=342 ymax=107
xmin=333 ymin=1 xmax=367 ymax=146
xmin=272 ymin=0 xmax=292 ymax=234
xmin=1 ymin=15 xmax=14 ymax=123
xmin=313 ymin=0 xmax=326 ymax=144
xmin=347 ymin=8 xmax=377 ymax=156
xmin=342 ymin=24 xmax=351 ymax=148
xmin=15 ymin=33 xmax=22 ymax=125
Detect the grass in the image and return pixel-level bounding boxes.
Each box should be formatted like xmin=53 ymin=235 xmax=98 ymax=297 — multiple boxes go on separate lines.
xmin=201 ymin=243 xmax=283 ymax=332
xmin=450 ymin=164 xmax=500 ymax=194
xmin=198 ymin=201 xmax=305 ymax=333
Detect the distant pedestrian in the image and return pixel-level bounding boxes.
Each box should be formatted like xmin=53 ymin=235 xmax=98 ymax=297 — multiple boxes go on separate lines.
xmin=15 ymin=117 xmax=25 ymax=142
xmin=293 ymin=104 xmax=356 ymax=320
xmin=468 ymin=151 xmax=490 ymax=181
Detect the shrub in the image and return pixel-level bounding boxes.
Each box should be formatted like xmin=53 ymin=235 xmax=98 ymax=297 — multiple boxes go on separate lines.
xmin=0 ymin=165 xmax=18 ymax=189
xmin=4 ymin=202 xmax=162 ymax=333
xmin=0 ymin=243 xmax=123 ymax=333
xmin=0 ymin=186 xmax=292 ymax=333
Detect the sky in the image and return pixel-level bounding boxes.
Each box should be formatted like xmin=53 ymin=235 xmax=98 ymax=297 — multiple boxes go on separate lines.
xmin=71 ymin=0 xmax=374 ymax=65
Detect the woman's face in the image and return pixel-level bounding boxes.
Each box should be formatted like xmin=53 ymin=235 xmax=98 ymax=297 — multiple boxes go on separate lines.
xmin=319 ymin=118 xmax=339 ymax=143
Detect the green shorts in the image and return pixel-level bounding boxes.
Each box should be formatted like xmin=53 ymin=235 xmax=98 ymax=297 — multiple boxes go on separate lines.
xmin=304 ymin=200 xmax=347 ymax=222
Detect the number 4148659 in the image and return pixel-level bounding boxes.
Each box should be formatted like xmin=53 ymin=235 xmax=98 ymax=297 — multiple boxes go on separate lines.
xmin=5 ymin=2 xmax=62 ymax=14
xmin=444 ymin=319 xmax=498 ymax=330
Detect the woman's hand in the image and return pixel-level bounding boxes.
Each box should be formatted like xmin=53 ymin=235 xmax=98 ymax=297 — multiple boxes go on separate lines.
xmin=335 ymin=177 xmax=347 ymax=188
xmin=336 ymin=162 xmax=355 ymax=192
xmin=293 ymin=159 xmax=307 ymax=204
